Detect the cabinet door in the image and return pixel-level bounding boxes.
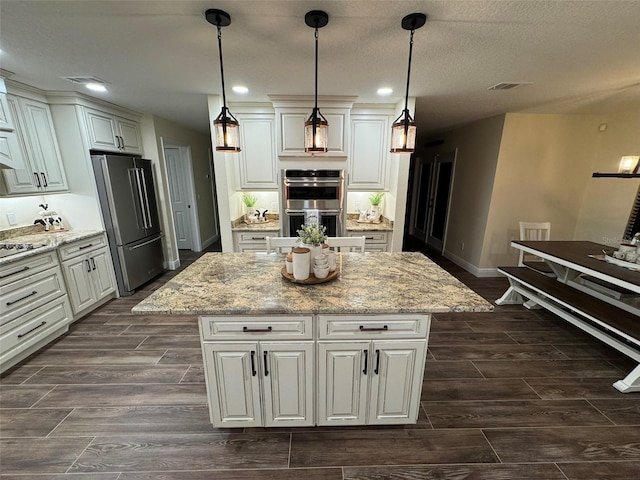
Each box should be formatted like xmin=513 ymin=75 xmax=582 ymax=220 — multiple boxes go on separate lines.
xmin=116 ymin=116 xmax=143 ymax=154
xmin=368 ymin=340 xmax=427 ymax=425
xmin=62 ymin=255 xmax=96 ymax=314
xmin=1 ymin=96 xmax=38 ymax=194
xmin=89 ymin=248 xmax=116 ymax=301
xmin=84 ymin=107 xmax=119 ymax=151
xmin=349 ymin=115 xmax=390 ymax=190
xmin=201 ymin=342 xmax=263 ymax=428
xmin=317 ymin=341 xmax=369 ymax=426
xmin=237 ymin=114 xmax=277 ymax=188
xmin=19 ymin=98 xmax=68 ymax=192
xmin=261 ymin=342 xmax=314 ymax=427
xmin=279 ymin=112 xmax=306 ymax=155
xmin=0 ymin=130 xmax=25 ymax=170
xmin=0 ymin=93 xmax=15 ymax=130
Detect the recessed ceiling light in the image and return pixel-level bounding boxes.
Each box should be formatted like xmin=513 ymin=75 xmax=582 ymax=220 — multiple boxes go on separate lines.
xmin=232 ymin=85 xmax=249 ymax=94
xmin=86 ymin=83 xmax=107 ymax=92
xmin=377 ymin=87 xmax=393 ymax=96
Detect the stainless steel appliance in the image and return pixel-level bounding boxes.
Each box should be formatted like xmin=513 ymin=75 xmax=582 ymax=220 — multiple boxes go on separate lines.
xmin=92 ymin=153 xmax=164 ymax=296
xmin=281 ymin=169 xmax=345 ymax=236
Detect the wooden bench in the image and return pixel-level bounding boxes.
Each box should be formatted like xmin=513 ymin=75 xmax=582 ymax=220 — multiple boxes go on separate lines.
xmin=497 ymin=266 xmax=640 ymax=393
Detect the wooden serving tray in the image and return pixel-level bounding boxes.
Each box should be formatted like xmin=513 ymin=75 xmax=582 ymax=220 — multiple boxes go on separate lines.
xmin=281 ymin=266 xmax=339 ymax=284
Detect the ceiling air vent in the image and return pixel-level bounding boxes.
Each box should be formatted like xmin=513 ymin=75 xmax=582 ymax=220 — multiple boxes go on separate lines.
xmin=62 ymin=75 xmax=107 ymax=85
xmin=488 ymin=82 xmax=531 ymax=91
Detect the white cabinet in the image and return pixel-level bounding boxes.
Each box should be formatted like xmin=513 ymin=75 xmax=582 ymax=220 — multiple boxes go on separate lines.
xmin=199 ymin=315 xmax=314 ymax=428
xmin=0 ymin=93 xmax=15 ymax=131
xmin=232 ymin=231 xmax=278 ymax=252
xmin=0 ymin=250 xmax=72 ymax=373
xmin=1 ymin=95 xmax=68 ymax=194
xmin=349 ymin=231 xmax=391 ymax=252
xmin=0 ymin=129 xmax=24 ymax=170
xmin=276 ymin=108 xmax=349 ymax=156
xmin=83 ymin=106 xmax=143 ymax=154
xmin=236 ymin=113 xmax=277 ymax=189
xmin=348 ymin=115 xmax=391 ymax=190
xmin=59 ymin=234 xmax=116 ymax=317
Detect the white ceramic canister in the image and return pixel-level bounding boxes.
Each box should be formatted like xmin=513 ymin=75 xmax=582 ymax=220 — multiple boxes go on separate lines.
xmin=326 ymin=250 xmax=337 ymax=272
xmin=292 ymin=247 xmax=310 ymax=280
xmin=302 ymin=243 xmax=322 ymax=273
xmin=285 ymin=252 xmax=293 ymax=274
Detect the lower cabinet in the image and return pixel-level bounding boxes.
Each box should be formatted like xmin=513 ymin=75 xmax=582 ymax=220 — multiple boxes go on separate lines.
xmin=232 ymin=231 xmax=278 ymax=252
xmin=348 ymin=231 xmax=391 ymax=252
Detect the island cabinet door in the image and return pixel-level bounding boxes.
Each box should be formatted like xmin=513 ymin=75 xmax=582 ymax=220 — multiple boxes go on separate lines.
xmin=317 ymin=341 xmax=369 ymax=426
xmin=367 ymin=340 xmax=427 ymax=425
xmin=260 ymin=342 xmax=314 ymax=427
xmin=201 ymin=342 xmax=263 ymax=428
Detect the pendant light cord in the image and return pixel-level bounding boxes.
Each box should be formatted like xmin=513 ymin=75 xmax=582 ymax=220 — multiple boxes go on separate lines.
xmin=314 ymin=27 xmax=319 ymax=111
xmin=217 ymin=24 xmax=228 ymax=109
xmin=403 ymin=29 xmax=415 ymax=116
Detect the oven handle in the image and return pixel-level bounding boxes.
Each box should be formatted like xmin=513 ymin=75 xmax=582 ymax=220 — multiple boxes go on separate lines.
xmin=285 ymin=209 xmax=342 ymax=215
xmin=284 ymin=179 xmax=343 ymax=185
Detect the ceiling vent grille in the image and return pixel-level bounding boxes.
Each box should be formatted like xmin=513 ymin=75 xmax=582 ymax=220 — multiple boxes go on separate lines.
xmin=488 ymin=82 xmax=531 ymax=91
xmin=62 ymin=76 xmax=107 ymax=85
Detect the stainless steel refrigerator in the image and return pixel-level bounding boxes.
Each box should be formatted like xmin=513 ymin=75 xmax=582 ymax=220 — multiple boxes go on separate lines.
xmin=92 ymin=153 xmax=165 ymax=296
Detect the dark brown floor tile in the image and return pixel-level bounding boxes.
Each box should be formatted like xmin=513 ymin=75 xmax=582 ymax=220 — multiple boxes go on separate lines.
xmin=46 ymin=335 xmax=146 ymax=350
xmin=422 ymin=378 xmax=540 ymax=401
xmin=429 ymin=332 xmax=516 ymax=345
xmin=434 ymin=311 xmax=539 ymax=322
xmin=343 ymin=463 xmax=566 ymax=479
xmin=136 ymin=335 xmax=201 ymax=349
xmin=159 ymin=349 xmax=203 ymax=364
xmin=429 ymin=344 xmax=567 ymax=360
xmin=290 ymin=429 xmax=498 ymax=467
xmin=123 ymin=324 xmax=199 ymax=335
xmin=91 ymin=304 xmax=140 ymax=315
xmin=0 ymin=366 xmax=44 ymax=384
xmin=589 ymin=398 xmax=640 ymax=425
xmin=0 ymin=385 xmax=54 ymax=407
xmin=119 ymin=468 xmax=344 ymax=480
xmin=34 ymin=384 xmax=207 ymax=407
xmin=425 ymin=399 xmax=612 ymax=428
xmin=68 ymin=324 xmax=130 ymax=336
xmin=0 ymin=474 xmax=119 ymax=480
xmin=465 ymin=319 xmax=568 ymax=333
xmin=181 ymin=366 xmax=205 ymax=383
xmin=509 ymin=330 xmax=599 ymax=345
xmin=24 ymin=365 xmax=189 ymax=384
xmin=0 ymin=437 xmax=92 ymax=474
xmin=27 ymin=349 xmax=165 ymax=366
xmin=51 ymin=405 xmax=214 ymax=436
xmin=552 ymin=343 xmax=629 ymax=360
xmin=473 ymin=360 xmax=624 ymax=378
xmin=70 ymin=432 xmax=290 ymax=472
xmin=105 ymin=314 xmax=199 ymax=325
xmin=525 ymin=377 xmax=626 ymax=399
xmin=429 ymin=319 xmax=474 ymax=333
xmin=558 ymin=460 xmax=640 ymax=479
xmin=0 ymin=408 xmax=72 ymax=437
xmin=423 ymin=360 xmax=484 ymax=379
xmin=73 ymin=313 xmax=114 ymax=324
xmin=484 ymin=426 xmax=640 ymax=462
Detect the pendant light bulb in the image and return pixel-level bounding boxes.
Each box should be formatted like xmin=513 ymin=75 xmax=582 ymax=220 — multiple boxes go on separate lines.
xmin=206 ymin=9 xmax=241 ymax=153
xmin=390 ymin=13 xmax=427 ymax=154
xmin=304 ymin=10 xmax=329 ymax=154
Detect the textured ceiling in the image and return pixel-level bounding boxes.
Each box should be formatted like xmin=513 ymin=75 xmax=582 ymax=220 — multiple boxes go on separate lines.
xmin=1 ymin=0 xmax=639 ymax=135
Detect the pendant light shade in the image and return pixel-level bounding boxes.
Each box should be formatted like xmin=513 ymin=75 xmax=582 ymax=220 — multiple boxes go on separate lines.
xmin=390 ymin=13 xmax=427 ymax=154
xmin=206 ymin=8 xmax=241 ymax=153
xmin=304 ymin=10 xmax=329 ymax=154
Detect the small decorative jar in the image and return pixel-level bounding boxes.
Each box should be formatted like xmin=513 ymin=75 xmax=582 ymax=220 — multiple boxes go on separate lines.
xmin=285 ymin=253 xmax=293 ymax=274
xmin=292 ymin=247 xmax=310 ymax=280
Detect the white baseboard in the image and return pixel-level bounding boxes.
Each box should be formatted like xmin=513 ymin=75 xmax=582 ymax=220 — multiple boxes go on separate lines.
xmin=442 ymin=250 xmax=502 ymax=278
xmin=164 ymin=258 xmax=180 ymax=270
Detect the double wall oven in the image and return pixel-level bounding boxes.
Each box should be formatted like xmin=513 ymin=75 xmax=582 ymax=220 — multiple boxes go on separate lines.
xmin=281 ymin=169 xmax=345 ymax=237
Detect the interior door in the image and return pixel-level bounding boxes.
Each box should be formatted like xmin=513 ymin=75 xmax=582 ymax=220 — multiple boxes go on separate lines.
xmin=165 ymin=146 xmax=193 ymax=250
xmin=426 ymin=153 xmax=455 ymax=251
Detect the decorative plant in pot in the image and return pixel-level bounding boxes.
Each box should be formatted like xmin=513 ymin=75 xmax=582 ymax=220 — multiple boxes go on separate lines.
xmin=368 ymin=192 xmax=384 ymax=222
xmin=242 ymin=193 xmax=258 ymax=222
xmin=296 ymin=223 xmax=327 ymax=273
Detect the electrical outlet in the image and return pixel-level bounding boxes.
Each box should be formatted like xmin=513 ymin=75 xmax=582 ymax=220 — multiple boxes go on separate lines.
xmin=271 ymin=202 xmax=278 ymax=212
xmin=6 ymin=213 xmax=17 ymax=226
xmin=355 ymin=201 xmax=361 ymax=211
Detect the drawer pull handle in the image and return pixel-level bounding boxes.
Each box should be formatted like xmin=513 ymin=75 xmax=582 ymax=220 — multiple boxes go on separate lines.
xmin=7 ymin=290 xmax=38 ymax=306
xmin=78 ymin=244 xmax=94 ymax=250
xmin=251 ymin=237 xmax=266 ymax=240
xmin=363 ymin=349 xmax=368 ymax=375
xmin=18 ymin=321 xmax=47 ymax=338
xmin=250 ymin=350 xmax=257 ymax=376
xmin=263 ymin=351 xmax=269 ymax=376
xmin=359 ymin=325 xmax=388 ymax=332
xmin=365 ymin=236 xmax=375 ymax=240
xmin=243 ymin=326 xmax=273 ymax=333
xmin=374 ymin=349 xmax=381 ymax=375
xmin=0 ymin=266 xmax=29 ymax=279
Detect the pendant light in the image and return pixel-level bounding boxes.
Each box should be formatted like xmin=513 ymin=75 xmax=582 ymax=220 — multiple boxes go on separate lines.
xmin=206 ymin=8 xmax=241 ymax=153
xmin=390 ymin=13 xmax=427 ymax=154
xmin=304 ymin=10 xmax=329 ymax=154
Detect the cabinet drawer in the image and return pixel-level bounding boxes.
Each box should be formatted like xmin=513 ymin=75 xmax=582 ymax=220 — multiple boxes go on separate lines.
xmin=0 ymin=295 xmax=71 ymax=363
xmin=237 ymin=232 xmax=275 ymax=243
xmin=0 ymin=250 xmax=58 ymax=286
xmin=352 ymin=232 xmax=388 ymax=243
xmin=318 ymin=314 xmax=430 ymax=340
xmin=1 ymin=266 xmax=66 ymax=326
xmin=199 ymin=316 xmax=313 ymax=340
xmin=58 ymin=234 xmax=107 ymax=261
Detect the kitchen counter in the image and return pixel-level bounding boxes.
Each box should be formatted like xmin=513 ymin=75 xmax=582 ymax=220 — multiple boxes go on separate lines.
xmin=231 ymin=220 xmax=280 ymax=232
xmin=346 ymin=217 xmax=393 ymax=232
xmin=132 ymin=252 xmax=492 ymax=315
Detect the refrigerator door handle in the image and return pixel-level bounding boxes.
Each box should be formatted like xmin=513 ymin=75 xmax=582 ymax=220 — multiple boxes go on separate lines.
xmin=133 ymin=168 xmax=148 ymax=229
xmin=127 ymin=235 xmax=162 ymax=251
xmin=138 ymin=168 xmax=153 ymax=229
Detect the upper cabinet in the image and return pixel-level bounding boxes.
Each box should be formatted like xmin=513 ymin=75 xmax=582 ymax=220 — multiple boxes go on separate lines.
xmin=236 ymin=112 xmax=278 ymax=189
xmin=0 ymin=81 xmax=26 ymax=170
xmin=1 ymin=94 xmax=68 ymax=195
xmin=348 ymin=114 xmax=392 ymax=190
xmin=83 ymin=106 xmax=143 ymax=154
xmin=0 ymin=93 xmax=16 ymax=131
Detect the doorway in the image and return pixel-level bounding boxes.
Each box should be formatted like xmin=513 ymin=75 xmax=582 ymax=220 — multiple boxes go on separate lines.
xmin=164 ymin=144 xmax=199 ymax=251
xmin=405 ymin=150 xmax=456 ymax=253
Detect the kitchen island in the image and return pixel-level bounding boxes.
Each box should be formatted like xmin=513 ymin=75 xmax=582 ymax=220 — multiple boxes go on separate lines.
xmin=133 ymin=252 xmax=492 ymax=428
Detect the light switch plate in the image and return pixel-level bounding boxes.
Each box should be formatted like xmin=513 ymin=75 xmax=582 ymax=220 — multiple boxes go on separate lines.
xmin=6 ymin=213 xmax=17 ymax=226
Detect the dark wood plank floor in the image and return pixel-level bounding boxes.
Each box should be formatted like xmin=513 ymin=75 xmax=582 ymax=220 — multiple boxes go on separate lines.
xmin=2 ymin=247 xmax=639 ymax=479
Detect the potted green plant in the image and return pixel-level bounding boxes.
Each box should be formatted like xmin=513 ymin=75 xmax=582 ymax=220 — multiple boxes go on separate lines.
xmin=368 ymin=192 xmax=384 ymax=221
xmin=297 ymin=223 xmax=327 ymax=273
xmin=242 ymin=193 xmax=258 ymax=220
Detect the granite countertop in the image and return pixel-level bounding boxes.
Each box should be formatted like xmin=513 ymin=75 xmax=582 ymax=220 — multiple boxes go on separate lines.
xmin=232 ymin=220 xmax=281 ymax=232
xmin=346 ymin=217 xmax=394 ymax=232
xmin=132 ymin=252 xmax=493 ymax=316
xmin=0 ymin=229 xmax=105 ymax=266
